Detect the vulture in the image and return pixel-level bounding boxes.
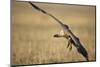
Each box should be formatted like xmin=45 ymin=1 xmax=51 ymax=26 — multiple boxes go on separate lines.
xmin=28 ymin=2 xmax=89 ymax=61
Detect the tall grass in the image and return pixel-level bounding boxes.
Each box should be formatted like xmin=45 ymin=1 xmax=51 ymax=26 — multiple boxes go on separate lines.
xmin=11 ymin=1 xmax=96 ymax=65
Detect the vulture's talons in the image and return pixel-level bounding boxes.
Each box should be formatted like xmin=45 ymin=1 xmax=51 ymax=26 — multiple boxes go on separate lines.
xmin=53 ymin=34 xmax=59 ymax=37
xmin=67 ymin=37 xmax=73 ymax=51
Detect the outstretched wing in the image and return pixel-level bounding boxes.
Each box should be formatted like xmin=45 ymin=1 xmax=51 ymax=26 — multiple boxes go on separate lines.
xmin=29 ymin=2 xmax=47 ymax=14
xmin=28 ymin=2 xmax=89 ymax=61
xmin=28 ymin=2 xmax=66 ymax=30
xmin=71 ymin=37 xmax=89 ymax=61
xmin=76 ymin=38 xmax=89 ymax=61
xmin=65 ymin=30 xmax=89 ymax=61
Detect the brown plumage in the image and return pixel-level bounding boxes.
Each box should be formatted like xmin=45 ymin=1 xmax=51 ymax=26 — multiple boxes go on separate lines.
xmin=28 ymin=2 xmax=89 ymax=61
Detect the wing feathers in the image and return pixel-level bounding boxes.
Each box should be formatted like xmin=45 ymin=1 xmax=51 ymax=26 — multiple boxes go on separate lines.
xmin=28 ymin=2 xmax=64 ymax=27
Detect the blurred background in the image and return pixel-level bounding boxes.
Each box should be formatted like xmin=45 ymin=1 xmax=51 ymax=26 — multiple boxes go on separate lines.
xmin=11 ymin=0 xmax=96 ymax=65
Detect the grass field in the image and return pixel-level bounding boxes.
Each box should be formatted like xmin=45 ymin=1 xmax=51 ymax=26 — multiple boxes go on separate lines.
xmin=11 ymin=0 xmax=96 ymax=65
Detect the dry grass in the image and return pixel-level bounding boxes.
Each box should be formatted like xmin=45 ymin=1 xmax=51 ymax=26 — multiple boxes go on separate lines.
xmin=11 ymin=1 xmax=96 ymax=65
